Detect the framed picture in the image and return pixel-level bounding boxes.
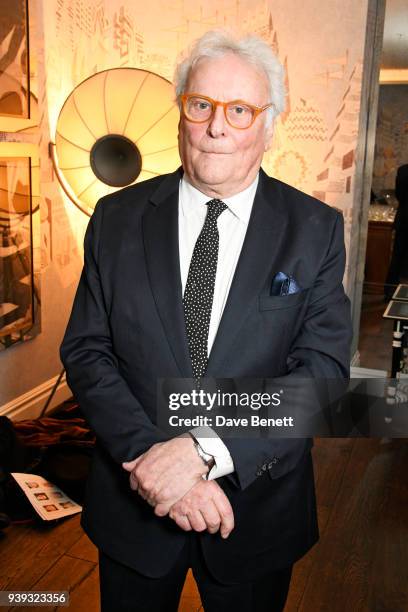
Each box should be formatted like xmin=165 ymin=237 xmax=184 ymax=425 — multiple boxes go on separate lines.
xmin=0 ymin=0 xmax=38 ymax=131
xmin=0 ymin=143 xmax=40 ymax=349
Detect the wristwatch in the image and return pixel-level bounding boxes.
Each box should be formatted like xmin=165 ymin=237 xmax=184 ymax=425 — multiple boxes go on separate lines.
xmin=189 ymin=433 xmax=216 ymax=479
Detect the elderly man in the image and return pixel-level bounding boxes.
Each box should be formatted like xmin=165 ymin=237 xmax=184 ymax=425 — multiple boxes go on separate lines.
xmin=60 ymin=30 xmax=352 ymax=612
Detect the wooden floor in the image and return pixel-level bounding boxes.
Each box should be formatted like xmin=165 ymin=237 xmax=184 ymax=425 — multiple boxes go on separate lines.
xmin=1 ymin=437 xmax=407 ymax=611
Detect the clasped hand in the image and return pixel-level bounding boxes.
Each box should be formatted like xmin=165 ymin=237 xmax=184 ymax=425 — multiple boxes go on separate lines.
xmin=122 ymin=436 xmax=234 ymax=538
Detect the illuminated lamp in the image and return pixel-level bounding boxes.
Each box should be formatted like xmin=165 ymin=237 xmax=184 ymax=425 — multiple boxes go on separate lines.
xmin=50 ymin=68 xmax=180 ymax=216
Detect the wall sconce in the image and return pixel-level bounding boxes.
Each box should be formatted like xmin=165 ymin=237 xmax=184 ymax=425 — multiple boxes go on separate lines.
xmin=50 ymin=68 xmax=180 ymax=216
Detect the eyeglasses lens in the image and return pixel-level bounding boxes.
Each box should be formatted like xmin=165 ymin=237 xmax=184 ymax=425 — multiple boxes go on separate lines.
xmin=184 ymin=96 xmax=255 ymax=128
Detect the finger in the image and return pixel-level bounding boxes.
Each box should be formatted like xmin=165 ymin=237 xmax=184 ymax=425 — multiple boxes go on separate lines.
xmin=145 ymin=495 xmax=156 ymax=507
xmin=122 ymin=456 xmax=143 ymax=471
xmin=137 ymin=484 xmax=156 ymax=507
xmin=154 ymin=502 xmax=172 ymax=517
xmin=199 ymin=502 xmax=221 ymax=535
xmin=213 ymin=494 xmax=234 ymax=538
xmin=177 ymin=515 xmax=192 ymax=531
xmin=128 ymin=470 xmax=140 ymax=491
xmin=128 ymin=474 xmax=154 ymax=506
xmin=129 ymin=471 xmax=151 ymax=503
xmin=186 ymin=510 xmax=207 ymax=532
xmin=169 ymin=510 xmax=192 ymax=531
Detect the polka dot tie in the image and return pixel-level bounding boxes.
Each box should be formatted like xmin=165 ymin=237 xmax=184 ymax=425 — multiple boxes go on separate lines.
xmin=183 ymin=198 xmax=228 ymax=382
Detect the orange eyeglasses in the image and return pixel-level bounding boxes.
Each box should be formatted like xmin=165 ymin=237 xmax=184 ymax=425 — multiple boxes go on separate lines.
xmin=179 ymin=93 xmax=274 ymax=129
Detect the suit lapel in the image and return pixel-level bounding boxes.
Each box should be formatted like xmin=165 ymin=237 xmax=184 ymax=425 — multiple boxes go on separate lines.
xmin=142 ymin=168 xmax=193 ymax=377
xmin=206 ymin=169 xmax=288 ymax=375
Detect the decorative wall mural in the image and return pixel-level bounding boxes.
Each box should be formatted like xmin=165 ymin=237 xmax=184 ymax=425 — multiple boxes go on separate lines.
xmin=50 ymin=68 xmax=180 ymax=216
xmin=0 ymin=143 xmax=40 ymax=350
xmin=272 ymin=150 xmax=308 ymax=188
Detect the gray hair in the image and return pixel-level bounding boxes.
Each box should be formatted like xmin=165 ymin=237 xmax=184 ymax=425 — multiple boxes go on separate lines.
xmin=173 ymin=29 xmax=286 ymax=127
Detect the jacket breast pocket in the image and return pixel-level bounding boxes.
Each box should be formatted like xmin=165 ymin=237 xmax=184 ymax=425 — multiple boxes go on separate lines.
xmin=258 ymin=290 xmax=308 ymax=311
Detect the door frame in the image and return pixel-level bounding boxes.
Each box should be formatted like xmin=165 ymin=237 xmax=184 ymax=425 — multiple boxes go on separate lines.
xmin=348 ymin=0 xmax=386 ymax=362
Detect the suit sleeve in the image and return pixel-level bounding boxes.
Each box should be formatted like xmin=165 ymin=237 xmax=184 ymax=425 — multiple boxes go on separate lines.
xmin=222 ymin=211 xmax=352 ymax=491
xmin=60 ymin=198 xmax=168 ymax=464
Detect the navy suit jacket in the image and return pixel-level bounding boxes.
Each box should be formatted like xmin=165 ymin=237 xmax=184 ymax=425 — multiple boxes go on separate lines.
xmin=60 ymin=167 xmax=352 ymax=582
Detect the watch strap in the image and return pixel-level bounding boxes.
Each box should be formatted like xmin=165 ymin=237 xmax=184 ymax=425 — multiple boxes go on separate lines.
xmin=189 ymin=432 xmax=216 ymax=479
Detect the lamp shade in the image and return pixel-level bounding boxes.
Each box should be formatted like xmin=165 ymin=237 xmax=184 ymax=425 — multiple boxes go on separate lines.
xmin=53 ymin=68 xmax=180 ymax=215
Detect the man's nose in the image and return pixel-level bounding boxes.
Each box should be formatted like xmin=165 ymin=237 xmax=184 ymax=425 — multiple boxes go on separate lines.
xmin=207 ymin=104 xmax=227 ymax=137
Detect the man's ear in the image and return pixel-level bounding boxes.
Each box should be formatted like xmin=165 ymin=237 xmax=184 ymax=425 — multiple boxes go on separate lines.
xmin=264 ymin=119 xmax=274 ymax=152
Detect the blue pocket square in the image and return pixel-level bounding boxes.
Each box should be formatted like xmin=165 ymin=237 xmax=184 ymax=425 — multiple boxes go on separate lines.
xmin=270 ymin=272 xmax=302 ymax=296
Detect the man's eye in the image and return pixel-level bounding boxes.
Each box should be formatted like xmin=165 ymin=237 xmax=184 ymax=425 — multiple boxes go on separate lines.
xmin=193 ymin=101 xmax=210 ymax=110
xmin=231 ymin=105 xmax=250 ymax=115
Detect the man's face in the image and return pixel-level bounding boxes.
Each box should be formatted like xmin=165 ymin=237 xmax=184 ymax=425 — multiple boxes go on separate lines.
xmin=178 ymin=52 xmax=274 ymax=197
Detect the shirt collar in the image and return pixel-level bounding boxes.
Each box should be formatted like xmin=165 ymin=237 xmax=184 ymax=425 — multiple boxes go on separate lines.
xmin=179 ymin=172 xmax=259 ymax=224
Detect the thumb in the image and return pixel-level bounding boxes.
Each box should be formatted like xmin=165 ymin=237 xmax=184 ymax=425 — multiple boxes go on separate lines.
xmin=122 ymin=457 xmax=141 ymax=471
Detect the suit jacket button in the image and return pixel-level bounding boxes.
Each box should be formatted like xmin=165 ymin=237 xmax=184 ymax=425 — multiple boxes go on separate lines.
xmin=268 ymin=457 xmax=279 ymax=469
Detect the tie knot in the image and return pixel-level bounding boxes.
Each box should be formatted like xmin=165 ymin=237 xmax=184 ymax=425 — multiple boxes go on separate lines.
xmin=206 ymin=198 xmax=228 ymax=220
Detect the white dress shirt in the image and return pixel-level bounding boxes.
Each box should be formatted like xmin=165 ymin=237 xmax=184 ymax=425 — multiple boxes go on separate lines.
xmin=178 ymin=173 xmax=259 ymax=478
